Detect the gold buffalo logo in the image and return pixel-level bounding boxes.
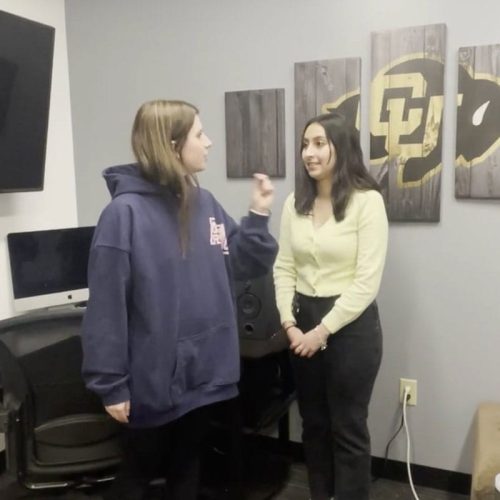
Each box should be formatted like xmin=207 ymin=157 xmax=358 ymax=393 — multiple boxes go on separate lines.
xmin=322 ymin=54 xmax=445 ymax=189
xmin=370 ymin=54 xmax=445 ymax=188
xmin=318 ymin=53 xmax=499 ymax=189
xmin=322 ymin=89 xmax=361 ymax=131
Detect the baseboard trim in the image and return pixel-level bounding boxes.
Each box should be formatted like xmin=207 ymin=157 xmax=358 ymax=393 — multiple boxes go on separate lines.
xmin=371 ymin=456 xmax=471 ymax=495
xmin=249 ymin=435 xmax=471 ymax=496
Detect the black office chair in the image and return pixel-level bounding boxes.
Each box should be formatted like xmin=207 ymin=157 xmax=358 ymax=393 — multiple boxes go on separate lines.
xmin=0 ymin=308 xmax=122 ymax=490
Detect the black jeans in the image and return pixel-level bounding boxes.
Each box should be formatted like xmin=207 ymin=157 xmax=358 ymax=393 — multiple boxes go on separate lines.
xmin=103 ymin=405 xmax=210 ymax=500
xmin=291 ymin=293 xmax=382 ymax=500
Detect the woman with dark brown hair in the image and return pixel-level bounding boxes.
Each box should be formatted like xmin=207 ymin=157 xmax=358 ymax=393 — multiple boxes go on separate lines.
xmin=274 ymin=112 xmax=388 ymax=500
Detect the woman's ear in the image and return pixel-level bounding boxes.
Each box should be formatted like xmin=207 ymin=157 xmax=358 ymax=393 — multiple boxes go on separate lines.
xmin=171 ymin=140 xmax=181 ymax=159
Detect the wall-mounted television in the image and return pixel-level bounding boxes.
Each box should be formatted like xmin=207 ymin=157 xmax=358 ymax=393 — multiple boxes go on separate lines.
xmin=7 ymin=227 xmax=95 ymax=312
xmin=0 ymin=10 xmax=55 ymax=192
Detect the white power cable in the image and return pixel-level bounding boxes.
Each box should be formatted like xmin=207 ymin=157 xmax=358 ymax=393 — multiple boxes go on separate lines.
xmin=403 ymin=385 xmax=420 ymax=500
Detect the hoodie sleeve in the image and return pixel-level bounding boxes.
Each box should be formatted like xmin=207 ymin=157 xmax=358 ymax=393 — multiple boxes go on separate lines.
xmin=81 ymin=203 xmax=132 ymax=406
xmin=222 ymin=208 xmax=278 ymax=282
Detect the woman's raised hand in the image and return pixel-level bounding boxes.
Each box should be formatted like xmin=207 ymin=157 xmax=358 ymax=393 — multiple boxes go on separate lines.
xmin=250 ymin=173 xmax=274 ymax=214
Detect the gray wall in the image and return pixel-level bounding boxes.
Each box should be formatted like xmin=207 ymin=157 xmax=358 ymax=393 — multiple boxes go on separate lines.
xmin=66 ymin=0 xmax=500 ymax=474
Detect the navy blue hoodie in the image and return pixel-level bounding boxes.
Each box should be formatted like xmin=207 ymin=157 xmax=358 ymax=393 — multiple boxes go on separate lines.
xmin=81 ymin=164 xmax=278 ymax=428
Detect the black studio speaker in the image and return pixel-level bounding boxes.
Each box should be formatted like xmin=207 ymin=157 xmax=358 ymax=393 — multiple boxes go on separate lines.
xmin=235 ymin=272 xmax=281 ymax=341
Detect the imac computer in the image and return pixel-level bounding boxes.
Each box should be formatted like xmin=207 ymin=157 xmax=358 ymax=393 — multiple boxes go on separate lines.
xmin=7 ymin=226 xmax=95 ymax=312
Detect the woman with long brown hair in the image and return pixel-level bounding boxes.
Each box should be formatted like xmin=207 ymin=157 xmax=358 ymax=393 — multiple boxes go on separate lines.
xmin=82 ymin=99 xmax=278 ymax=499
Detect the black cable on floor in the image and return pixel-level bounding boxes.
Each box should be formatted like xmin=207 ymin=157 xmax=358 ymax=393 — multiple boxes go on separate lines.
xmin=372 ymin=394 xmax=408 ymax=483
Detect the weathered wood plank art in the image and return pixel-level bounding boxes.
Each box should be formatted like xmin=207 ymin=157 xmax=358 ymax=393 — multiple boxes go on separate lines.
xmin=225 ymin=89 xmax=285 ymax=178
xmin=370 ymin=24 xmax=446 ymax=221
xmin=455 ymin=43 xmax=500 ymax=199
xmin=294 ymin=58 xmax=361 ymax=187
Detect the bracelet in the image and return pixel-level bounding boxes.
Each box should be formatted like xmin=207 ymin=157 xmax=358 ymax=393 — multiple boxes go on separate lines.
xmin=283 ymin=323 xmax=296 ymax=332
xmin=314 ymin=327 xmax=328 ymax=351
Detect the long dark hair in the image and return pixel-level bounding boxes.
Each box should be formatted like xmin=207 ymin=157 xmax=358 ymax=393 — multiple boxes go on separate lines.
xmin=295 ymin=112 xmax=380 ymax=221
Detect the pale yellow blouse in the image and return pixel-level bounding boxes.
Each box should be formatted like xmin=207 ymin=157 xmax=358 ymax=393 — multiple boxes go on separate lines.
xmin=273 ymin=190 xmax=388 ymax=335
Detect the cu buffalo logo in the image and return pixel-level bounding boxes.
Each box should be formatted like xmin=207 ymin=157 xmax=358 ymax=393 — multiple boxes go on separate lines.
xmin=321 ymin=54 xmax=500 ymax=188
xmin=321 ymin=55 xmax=446 ymax=189
xmin=370 ymin=55 xmax=445 ymax=188
xmin=456 ymin=62 xmax=500 ymax=167
xmin=322 ymin=90 xmax=361 ymax=132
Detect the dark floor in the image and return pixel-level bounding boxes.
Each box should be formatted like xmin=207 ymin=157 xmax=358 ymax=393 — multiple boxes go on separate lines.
xmin=0 ymin=461 xmax=470 ymax=500
xmin=277 ymin=462 xmax=469 ymax=500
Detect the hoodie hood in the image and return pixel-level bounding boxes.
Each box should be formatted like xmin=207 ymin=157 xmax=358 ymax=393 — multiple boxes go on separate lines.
xmin=103 ymin=163 xmax=163 ymax=198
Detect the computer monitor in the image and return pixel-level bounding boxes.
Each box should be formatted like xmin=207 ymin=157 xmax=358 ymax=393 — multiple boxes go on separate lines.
xmin=7 ymin=226 xmax=95 ymax=312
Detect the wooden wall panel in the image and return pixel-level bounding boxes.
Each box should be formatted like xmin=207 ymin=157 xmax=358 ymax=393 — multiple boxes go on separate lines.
xmin=294 ymin=58 xmax=361 ymax=188
xmin=455 ymin=43 xmax=500 ymax=199
xmin=225 ymin=88 xmax=285 ymax=178
xmin=370 ymin=24 xmax=446 ymax=222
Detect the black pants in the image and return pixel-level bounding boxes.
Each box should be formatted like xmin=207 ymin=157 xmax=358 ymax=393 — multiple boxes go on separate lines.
xmin=103 ymin=405 xmax=210 ymax=500
xmin=291 ymin=293 xmax=382 ymax=500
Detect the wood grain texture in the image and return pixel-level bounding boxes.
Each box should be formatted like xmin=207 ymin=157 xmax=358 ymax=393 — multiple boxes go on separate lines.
xmin=294 ymin=58 xmax=361 ymax=189
xmin=370 ymin=24 xmax=446 ymax=222
xmin=456 ymin=43 xmax=500 ymax=199
xmin=225 ymin=89 xmax=285 ymax=178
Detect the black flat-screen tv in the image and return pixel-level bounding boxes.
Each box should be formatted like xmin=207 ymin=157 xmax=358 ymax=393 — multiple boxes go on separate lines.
xmin=7 ymin=226 xmax=95 ymax=312
xmin=0 ymin=10 xmax=55 ymax=192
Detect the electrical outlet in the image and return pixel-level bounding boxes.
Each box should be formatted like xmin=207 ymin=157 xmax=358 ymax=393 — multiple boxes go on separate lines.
xmin=399 ymin=378 xmax=417 ymax=406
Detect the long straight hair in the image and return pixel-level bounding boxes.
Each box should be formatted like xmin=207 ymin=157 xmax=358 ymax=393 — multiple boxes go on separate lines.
xmin=131 ymin=99 xmax=198 ymax=255
xmin=295 ymin=112 xmax=380 ymax=221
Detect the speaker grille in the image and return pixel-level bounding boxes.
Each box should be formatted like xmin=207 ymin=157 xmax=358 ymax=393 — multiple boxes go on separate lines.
xmin=234 ymin=273 xmax=280 ymax=341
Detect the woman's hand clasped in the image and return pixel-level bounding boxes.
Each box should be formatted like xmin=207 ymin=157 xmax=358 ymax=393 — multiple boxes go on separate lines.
xmin=289 ymin=325 xmax=328 ymax=358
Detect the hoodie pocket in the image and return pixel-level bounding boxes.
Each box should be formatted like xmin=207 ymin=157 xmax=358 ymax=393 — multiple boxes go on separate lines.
xmin=170 ymin=324 xmax=239 ymax=404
